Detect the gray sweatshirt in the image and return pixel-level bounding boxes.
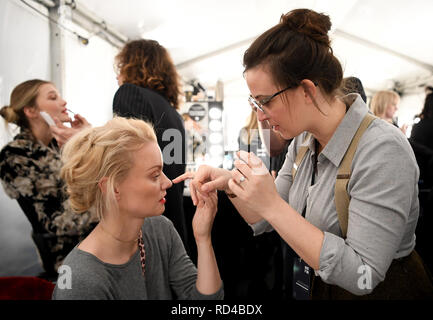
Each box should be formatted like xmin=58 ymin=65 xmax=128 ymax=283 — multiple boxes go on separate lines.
xmin=252 ymin=94 xmax=419 ymax=295
xmin=52 ymin=215 xmax=223 ymax=300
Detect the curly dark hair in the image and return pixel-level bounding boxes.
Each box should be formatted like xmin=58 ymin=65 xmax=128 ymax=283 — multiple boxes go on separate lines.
xmin=115 ymin=39 xmax=181 ymax=109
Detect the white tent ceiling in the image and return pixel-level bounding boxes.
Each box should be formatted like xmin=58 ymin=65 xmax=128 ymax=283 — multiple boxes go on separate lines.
xmin=76 ymin=0 xmax=433 ymax=97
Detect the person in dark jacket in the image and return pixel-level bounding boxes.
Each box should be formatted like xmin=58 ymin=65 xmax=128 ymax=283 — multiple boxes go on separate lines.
xmin=409 ymin=87 xmax=433 ymax=279
xmin=411 ymin=87 xmax=433 ymax=151
xmin=409 ymin=87 xmax=433 ymax=188
xmin=112 ymin=39 xmax=189 ymax=253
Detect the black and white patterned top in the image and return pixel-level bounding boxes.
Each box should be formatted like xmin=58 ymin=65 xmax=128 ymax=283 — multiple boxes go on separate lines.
xmin=0 ymin=129 xmax=96 ymax=271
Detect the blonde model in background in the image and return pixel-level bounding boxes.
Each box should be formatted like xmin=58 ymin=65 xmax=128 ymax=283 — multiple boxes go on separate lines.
xmin=370 ymin=90 xmax=408 ymax=134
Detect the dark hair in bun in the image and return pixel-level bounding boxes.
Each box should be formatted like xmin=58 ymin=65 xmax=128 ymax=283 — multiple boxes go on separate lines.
xmin=243 ymin=8 xmax=343 ymax=98
xmin=280 ymin=8 xmax=331 ymax=47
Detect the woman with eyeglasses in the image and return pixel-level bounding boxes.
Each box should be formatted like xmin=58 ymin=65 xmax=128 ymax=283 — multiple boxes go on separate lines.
xmin=174 ymin=9 xmax=433 ymax=299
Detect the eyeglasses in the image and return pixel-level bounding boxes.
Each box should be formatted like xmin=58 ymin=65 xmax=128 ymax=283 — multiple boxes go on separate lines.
xmin=248 ymin=81 xmax=319 ymax=113
xmin=248 ymin=85 xmax=295 ymax=114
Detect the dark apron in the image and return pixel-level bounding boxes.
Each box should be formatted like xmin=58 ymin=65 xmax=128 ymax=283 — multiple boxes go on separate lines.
xmin=311 ymin=250 xmax=433 ymax=300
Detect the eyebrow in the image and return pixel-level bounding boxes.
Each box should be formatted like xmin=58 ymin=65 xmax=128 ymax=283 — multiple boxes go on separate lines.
xmin=47 ymin=91 xmax=58 ymax=96
xmin=253 ymin=93 xmax=272 ymax=100
xmin=146 ymin=165 xmax=163 ymax=172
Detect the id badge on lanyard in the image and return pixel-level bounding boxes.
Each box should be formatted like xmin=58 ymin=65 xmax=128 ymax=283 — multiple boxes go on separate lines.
xmin=292 ymin=140 xmax=318 ymax=300
xmin=293 ymin=255 xmax=312 ymax=300
xmin=292 ymin=203 xmax=313 ymax=300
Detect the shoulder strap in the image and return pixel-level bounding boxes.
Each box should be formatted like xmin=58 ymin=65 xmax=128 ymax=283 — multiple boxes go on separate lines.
xmin=292 ymin=133 xmax=312 ymax=179
xmin=335 ymin=113 xmax=376 ymax=238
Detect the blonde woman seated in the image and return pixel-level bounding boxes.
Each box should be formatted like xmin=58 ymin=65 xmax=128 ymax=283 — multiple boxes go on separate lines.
xmin=52 ymin=117 xmax=223 ymax=300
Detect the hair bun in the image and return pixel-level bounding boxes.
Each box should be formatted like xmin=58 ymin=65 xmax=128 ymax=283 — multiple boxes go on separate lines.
xmin=0 ymin=105 xmax=18 ymax=123
xmin=280 ymin=9 xmax=331 ymax=47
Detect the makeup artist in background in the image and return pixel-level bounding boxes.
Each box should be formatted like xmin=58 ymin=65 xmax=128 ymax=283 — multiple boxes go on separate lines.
xmin=112 ymin=39 xmax=189 ymax=254
xmin=0 ymin=79 xmax=96 ymax=278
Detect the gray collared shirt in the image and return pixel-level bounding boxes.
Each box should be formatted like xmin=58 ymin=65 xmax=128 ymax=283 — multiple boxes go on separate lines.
xmin=252 ymin=94 xmax=419 ymax=295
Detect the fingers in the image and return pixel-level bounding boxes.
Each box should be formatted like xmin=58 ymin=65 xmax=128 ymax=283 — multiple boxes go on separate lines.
xmin=227 ymin=178 xmax=243 ymax=198
xmin=172 ymin=172 xmax=194 ymax=184
xmin=237 ymin=150 xmax=261 ymax=168
xmin=75 ymin=114 xmax=90 ymax=126
xmin=50 ymin=122 xmax=67 ymax=139
xmin=209 ymin=190 xmax=218 ymax=208
xmin=52 ymin=116 xmax=61 ymax=126
xmin=237 ymin=150 xmax=251 ymax=164
xmin=50 ymin=117 xmax=69 ymax=145
xmin=176 ymin=165 xmax=224 ymax=205
xmin=50 ymin=126 xmax=62 ymax=136
xmin=190 ymin=180 xmax=199 ymax=206
xmin=198 ymin=190 xmax=218 ymax=216
xmin=196 ymin=197 xmax=204 ymax=209
xmin=52 ymin=116 xmax=67 ymax=129
xmin=201 ymin=168 xmax=231 ymax=193
xmin=231 ymin=168 xmax=247 ymax=185
xmin=172 ymin=171 xmax=200 ymax=205
xmin=200 ymin=181 xmax=215 ymax=193
xmin=236 ymin=151 xmax=268 ymax=176
xmin=233 ymin=160 xmax=251 ymax=180
xmin=193 ymin=183 xmax=218 ymax=208
xmin=70 ymin=114 xmax=91 ymax=129
xmin=200 ymin=177 xmax=224 ymax=193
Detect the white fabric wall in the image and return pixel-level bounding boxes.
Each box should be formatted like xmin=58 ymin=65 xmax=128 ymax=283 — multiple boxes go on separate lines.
xmin=62 ymin=21 xmax=118 ymax=126
xmin=0 ymin=0 xmax=50 ymax=276
xmin=398 ymin=92 xmax=426 ymax=138
xmin=223 ymin=80 xmax=250 ymax=151
xmin=0 ymin=0 xmax=118 ymax=276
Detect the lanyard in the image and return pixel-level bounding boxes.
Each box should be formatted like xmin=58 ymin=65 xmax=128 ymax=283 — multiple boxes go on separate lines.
xmin=293 ymin=139 xmax=319 ymax=300
xmin=301 ymin=139 xmax=319 ymax=218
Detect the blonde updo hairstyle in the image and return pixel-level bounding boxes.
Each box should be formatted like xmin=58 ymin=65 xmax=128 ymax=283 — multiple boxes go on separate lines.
xmin=0 ymin=79 xmax=51 ymax=130
xmin=61 ymin=117 xmax=157 ymax=220
xmin=370 ymin=90 xmax=400 ymax=118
